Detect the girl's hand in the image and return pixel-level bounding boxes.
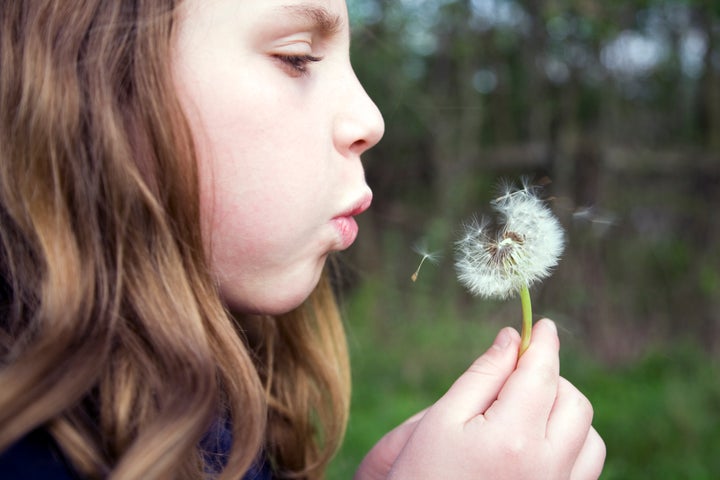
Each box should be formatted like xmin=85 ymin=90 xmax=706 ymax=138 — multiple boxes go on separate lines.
xmin=355 ymin=319 xmax=606 ymax=480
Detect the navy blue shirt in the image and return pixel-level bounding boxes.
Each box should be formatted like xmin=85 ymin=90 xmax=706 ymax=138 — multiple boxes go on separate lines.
xmin=0 ymin=426 xmax=272 ymax=479
xmin=0 ymin=429 xmax=78 ymax=480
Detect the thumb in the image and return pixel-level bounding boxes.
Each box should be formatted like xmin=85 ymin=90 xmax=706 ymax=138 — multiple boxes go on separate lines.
xmin=433 ymin=327 xmax=520 ymax=421
xmin=354 ymin=410 xmax=427 ymax=480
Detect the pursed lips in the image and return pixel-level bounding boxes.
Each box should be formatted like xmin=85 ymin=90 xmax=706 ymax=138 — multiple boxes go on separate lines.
xmin=331 ymin=192 xmax=372 ymax=250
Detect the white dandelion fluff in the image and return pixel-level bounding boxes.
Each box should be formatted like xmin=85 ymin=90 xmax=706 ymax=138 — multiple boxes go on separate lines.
xmin=411 ymin=241 xmax=441 ymax=282
xmin=454 ymin=179 xmax=565 ymax=355
xmin=455 ymin=181 xmax=564 ymax=299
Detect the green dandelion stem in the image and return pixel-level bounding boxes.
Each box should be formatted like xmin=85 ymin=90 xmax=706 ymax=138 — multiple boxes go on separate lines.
xmin=519 ymin=284 xmax=532 ymax=356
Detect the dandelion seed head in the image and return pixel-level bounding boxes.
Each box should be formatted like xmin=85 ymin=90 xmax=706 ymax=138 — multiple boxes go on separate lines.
xmin=455 ymin=181 xmax=565 ymax=300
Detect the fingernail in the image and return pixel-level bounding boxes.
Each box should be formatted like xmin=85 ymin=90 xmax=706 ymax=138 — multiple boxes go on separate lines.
xmin=541 ymin=318 xmax=557 ymax=334
xmin=493 ymin=328 xmax=512 ymax=350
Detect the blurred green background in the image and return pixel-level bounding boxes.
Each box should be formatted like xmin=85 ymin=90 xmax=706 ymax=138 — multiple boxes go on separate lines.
xmin=329 ymin=0 xmax=720 ymax=478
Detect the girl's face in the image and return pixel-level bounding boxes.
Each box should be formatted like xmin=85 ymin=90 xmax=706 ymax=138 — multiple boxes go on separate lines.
xmin=173 ymin=0 xmax=384 ymax=314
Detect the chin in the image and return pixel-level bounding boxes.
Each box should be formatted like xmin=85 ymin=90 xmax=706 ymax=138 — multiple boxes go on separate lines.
xmin=223 ymin=289 xmax=310 ymax=316
xmin=222 ymin=267 xmax=323 ymax=316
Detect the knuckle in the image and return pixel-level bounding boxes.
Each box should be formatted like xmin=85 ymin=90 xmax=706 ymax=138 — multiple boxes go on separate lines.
xmin=497 ymin=434 xmax=532 ymax=460
xmin=466 ymin=354 xmax=504 ymax=378
xmin=581 ymin=429 xmax=607 ymax=479
xmin=578 ymin=394 xmax=594 ymax=420
xmin=560 ymin=378 xmax=594 ymax=422
xmin=573 ymin=392 xmax=594 ymax=423
xmin=532 ymin=359 xmax=558 ymax=385
xmin=596 ymin=432 xmax=607 ymax=463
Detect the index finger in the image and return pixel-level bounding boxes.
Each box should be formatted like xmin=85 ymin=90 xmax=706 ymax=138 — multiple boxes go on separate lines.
xmin=483 ymin=319 xmax=560 ymax=435
xmin=430 ymin=327 xmax=520 ymax=422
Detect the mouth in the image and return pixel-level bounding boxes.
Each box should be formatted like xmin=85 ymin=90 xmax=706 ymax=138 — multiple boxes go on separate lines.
xmin=331 ymin=192 xmax=373 ymax=250
xmin=339 ymin=193 xmax=373 ymax=218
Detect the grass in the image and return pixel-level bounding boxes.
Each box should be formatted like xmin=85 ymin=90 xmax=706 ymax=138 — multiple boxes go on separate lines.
xmin=568 ymin=346 xmax=720 ymax=479
xmin=328 ymin=278 xmax=720 ymax=479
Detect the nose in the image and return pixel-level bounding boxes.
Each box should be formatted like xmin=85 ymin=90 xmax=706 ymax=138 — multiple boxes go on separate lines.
xmin=333 ymin=70 xmax=385 ymax=157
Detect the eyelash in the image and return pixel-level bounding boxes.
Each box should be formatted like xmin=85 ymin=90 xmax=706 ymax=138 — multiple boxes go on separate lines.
xmin=274 ymin=54 xmax=323 ymax=77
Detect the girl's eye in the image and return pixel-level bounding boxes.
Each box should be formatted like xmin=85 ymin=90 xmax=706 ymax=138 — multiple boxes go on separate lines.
xmin=274 ymin=54 xmax=322 ymax=77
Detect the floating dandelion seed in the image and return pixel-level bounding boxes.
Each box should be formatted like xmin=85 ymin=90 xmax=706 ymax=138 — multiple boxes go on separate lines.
xmin=411 ymin=242 xmax=441 ymax=282
xmin=455 ymin=179 xmax=565 ymax=355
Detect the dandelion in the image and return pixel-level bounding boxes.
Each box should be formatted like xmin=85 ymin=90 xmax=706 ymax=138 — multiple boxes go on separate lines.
xmin=411 ymin=242 xmax=441 ymax=282
xmin=455 ymin=179 xmax=565 ymax=355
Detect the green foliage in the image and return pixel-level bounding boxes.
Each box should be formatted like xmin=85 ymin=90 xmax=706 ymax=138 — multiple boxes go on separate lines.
xmin=563 ymin=344 xmax=720 ymax=479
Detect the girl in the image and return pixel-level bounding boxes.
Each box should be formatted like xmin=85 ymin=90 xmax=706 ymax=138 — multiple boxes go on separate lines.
xmin=0 ymin=1 xmax=605 ymax=479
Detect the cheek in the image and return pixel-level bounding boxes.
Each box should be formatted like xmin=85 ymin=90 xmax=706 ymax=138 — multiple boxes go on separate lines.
xmin=174 ymin=56 xmax=332 ymax=313
xmin=204 ymin=196 xmax=327 ymax=315
xmin=199 ymin=159 xmax=318 ymax=272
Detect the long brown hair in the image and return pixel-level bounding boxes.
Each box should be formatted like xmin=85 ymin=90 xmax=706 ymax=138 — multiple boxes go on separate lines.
xmin=0 ymin=1 xmax=350 ymax=478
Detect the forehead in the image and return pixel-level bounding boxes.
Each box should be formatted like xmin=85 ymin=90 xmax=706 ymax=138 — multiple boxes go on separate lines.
xmin=276 ymin=2 xmax=344 ymax=35
xmin=255 ymin=0 xmax=349 ymax=40
xmin=175 ymin=0 xmax=349 ymax=43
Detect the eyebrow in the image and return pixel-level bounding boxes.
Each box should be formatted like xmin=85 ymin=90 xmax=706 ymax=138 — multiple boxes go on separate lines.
xmin=278 ymin=3 xmax=344 ymax=37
